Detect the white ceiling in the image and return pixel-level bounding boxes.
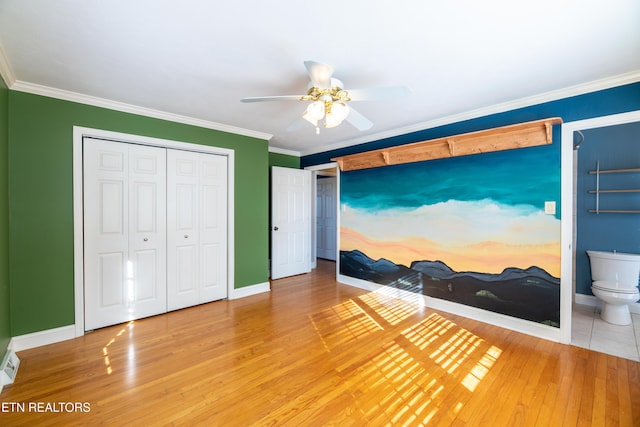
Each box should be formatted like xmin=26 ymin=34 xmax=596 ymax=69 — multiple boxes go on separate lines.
xmin=1 ymin=1 xmax=639 ymax=156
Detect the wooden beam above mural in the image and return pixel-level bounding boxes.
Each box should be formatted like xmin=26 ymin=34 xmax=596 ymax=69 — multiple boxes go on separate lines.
xmin=333 ymin=117 xmax=563 ymax=171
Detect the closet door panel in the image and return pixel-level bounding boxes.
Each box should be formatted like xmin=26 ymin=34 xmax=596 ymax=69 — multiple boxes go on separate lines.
xmin=99 ymin=252 xmax=126 ymax=308
xmin=176 ymin=245 xmax=198 ymax=292
xmin=84 ymin=139 xmax=130 ymax=330
xmin=133 ymin=249 xmax=160 ymax=302
xmin=167 ymin=151 xmax=201 ymax=310
xmin=128 ymin=144 xmax=167 ymax=316
xmin=84 ymin=139 xmax=166 ymax=330
xmin=199 ymin=154 xmax=228 ymax=302
xmin=167 ymin=150 xmax=227 ymax=309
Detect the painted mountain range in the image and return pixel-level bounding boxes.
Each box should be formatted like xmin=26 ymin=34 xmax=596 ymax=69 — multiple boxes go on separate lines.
xmin=340 ymin=249 xmax=560 ymax=327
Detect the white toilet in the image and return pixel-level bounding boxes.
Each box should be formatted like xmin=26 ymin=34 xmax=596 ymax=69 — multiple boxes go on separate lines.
xmin=587 ymin=250 xmax=640 ymax=325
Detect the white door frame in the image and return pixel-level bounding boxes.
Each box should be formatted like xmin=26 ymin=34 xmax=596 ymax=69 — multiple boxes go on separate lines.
xmin=559 ymin=110 xmax=640 ymax=344
xmin=72 ymin=126 xmax=235 ymax=337
xmin=304 ymin=162 xmax=339 ymax=270
xmin=315 ymin=176 xmax=337 ymax=261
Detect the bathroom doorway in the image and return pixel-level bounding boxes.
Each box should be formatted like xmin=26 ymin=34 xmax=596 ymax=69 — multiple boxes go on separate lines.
xmin=561 ymin=110 xmax=640 ymax=346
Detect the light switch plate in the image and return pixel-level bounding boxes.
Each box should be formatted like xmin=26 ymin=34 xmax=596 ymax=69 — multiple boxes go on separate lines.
xmin=544 ymin=201 xmax=556 ymax=215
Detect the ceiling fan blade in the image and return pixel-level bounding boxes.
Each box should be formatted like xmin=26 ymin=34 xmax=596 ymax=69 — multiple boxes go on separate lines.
xmin=347 ymin=86 xmax=411 ymax=101
xmin=304 ymin=60 xmax=334 ymax=89
xmin=346 ymin=106 xmax=373 ymax=131
xmin=241 ymin=95 xmax=303 ymax=103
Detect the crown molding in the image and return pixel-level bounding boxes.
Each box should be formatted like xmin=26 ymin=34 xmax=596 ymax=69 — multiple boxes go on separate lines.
xmin=268 ymin=146 xmax=301 ymax=157
xmin=0 ymin=44 xmax=16 ymax=87
xmin=299 ymin=70 xmax=640 ymax=157
xmin=9 ymin=80 xmax=273 ymax=141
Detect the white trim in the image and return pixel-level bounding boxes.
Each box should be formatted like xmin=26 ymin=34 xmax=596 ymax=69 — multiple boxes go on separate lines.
xmin=305 ymin=162 xmax=340 ymax=268
xmin=559 ymin=116 xmax=574 ymax=344
xmin=0 ymin=44 xmax=16 ymax=87
xmin=310 ymin=170 xmax=318 ymax=267
xmin=230 ymin=282 xmax=271 ymax=300
xmin=304 ymin=162 xmax=338 ymax=172
xmin=268 ymin=146 xmax=301 ymax=157
xmin=562 ymin=110 xmax=640 ymax=133
xmin=73 ymin=126 xmax=236 ymax=337
xmin=8 ymin=325 xmax=76 ymax=352
xmin=338 ymin=274 xmax=561 ymax=342
xmin=11 ymin=80 xmax=272 ymax=142
xmin=301 ymin=70 xmax=640 ymax=156
xmin=561 ymin=110 xmax=640 ymax=342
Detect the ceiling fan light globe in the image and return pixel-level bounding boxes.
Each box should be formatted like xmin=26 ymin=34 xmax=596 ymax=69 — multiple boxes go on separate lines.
xmin=325 ymin=112 xmax=344 ymax=128
xmin=324 ymin=115 xmax=338 ymax=128
xmin=306 ymin=100 xmax=325 ymax=120
xmin=332 ymin=102 xmax=349 ymax=122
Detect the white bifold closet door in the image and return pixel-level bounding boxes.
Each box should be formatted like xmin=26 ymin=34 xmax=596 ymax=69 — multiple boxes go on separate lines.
xmin=167 ymin=150 xmax=228 ymax=311
xmin=84 ymin=139 xmax=167 ymax=331
xmin=84 ymin=139 xmax=228 ymax=330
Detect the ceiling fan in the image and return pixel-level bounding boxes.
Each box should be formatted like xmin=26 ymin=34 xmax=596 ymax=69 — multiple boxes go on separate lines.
xmin=241 ymin=61 xmax=410 ymax=134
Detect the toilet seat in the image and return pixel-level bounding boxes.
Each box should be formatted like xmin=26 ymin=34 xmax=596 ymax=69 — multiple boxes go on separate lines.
xmin=592 ymin=281 xmax=639 ymax=294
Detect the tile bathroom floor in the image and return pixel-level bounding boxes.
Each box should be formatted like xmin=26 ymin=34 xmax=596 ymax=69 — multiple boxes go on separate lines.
xmin=572 ymin=303 xmax=640 ymax=362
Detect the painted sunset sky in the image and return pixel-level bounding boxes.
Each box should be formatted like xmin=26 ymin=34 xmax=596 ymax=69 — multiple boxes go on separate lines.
xmin=340 ymin=146 xmax=562 ymax=278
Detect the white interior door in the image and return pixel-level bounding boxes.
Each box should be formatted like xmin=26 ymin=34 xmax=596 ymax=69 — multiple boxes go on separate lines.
xmin=167 ymin=150 xmax=227 ymax=310
xmin=316 ymin=176 xmax=337 ymax=261
xmin=83 ymin=139 xmax=167 ymax=330
xmin=271 ymin=166 xmax=312 ymax=279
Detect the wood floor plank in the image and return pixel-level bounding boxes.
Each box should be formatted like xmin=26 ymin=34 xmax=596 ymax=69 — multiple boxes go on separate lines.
xmin=1 ymin=260 xmax=639 ymax=426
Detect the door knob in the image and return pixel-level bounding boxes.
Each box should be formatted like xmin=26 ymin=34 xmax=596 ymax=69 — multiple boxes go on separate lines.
xmin=184 ymin=234 xmax=189 ymax=238
xmin=273 ymin=226 xmax=279 ymax=231
xmin=143 ymin=238 xmax=148 ymax=242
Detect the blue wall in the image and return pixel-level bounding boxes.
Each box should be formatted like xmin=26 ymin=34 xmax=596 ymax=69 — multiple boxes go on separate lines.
xmin=575 ymin=122 xmax=640 ymax=294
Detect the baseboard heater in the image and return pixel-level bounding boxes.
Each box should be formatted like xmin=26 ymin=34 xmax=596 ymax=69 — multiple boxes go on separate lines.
xmin=0 ymin=350 xmax=20 ymax=392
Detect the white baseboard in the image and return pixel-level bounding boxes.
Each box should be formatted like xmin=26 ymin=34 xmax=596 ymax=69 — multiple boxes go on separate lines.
xmin=8 ymin=325 xmax=76 ymax=352
xmin=337 ymin=274 xmax=561 ymax=343
xmin=574 ymin=293 xmax=640 ymax=314
xmin=229 ymin=281 xmax=271 ymax=300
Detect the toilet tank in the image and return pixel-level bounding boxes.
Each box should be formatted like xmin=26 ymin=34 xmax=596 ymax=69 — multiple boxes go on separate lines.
xmin=587 ymin=250 xmax=640 ymax=285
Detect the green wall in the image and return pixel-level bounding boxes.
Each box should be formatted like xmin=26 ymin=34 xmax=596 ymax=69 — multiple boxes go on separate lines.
xmin=267 ymin=151 xmax=301 ymax=260
xmin=0 ymin=76 xmax=10 ymax=353
xmin=269 ymin=151 xmax=300 ymax=169
xmin=8 ymin=91 xmax=270 ymax=336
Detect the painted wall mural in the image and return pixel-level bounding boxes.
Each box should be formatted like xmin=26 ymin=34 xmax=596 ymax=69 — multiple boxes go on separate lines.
xmin=340 ymin=144 xmax=561 ymax=327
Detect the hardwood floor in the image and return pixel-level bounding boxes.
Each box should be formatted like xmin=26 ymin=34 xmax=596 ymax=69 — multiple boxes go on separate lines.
xmin=2 ymin=260 xmax=639 ymax=426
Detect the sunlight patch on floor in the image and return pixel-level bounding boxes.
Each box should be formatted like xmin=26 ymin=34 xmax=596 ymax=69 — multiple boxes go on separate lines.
xmin=309 ymin=299 xmax=383 ymax=351
xmin=461 ymin=345 xmax=501 ymax=392
xmin=307 ymin=291 xmax=503 ymax=424
xmin=358 ymin=292 xmax=421 ymax=326
xmin=102 ymin=321 xmax=135 ymax=375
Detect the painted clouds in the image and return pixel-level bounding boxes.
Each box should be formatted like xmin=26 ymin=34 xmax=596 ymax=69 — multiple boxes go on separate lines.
xmin=340 ymin=198 xmax=561 ymax=277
